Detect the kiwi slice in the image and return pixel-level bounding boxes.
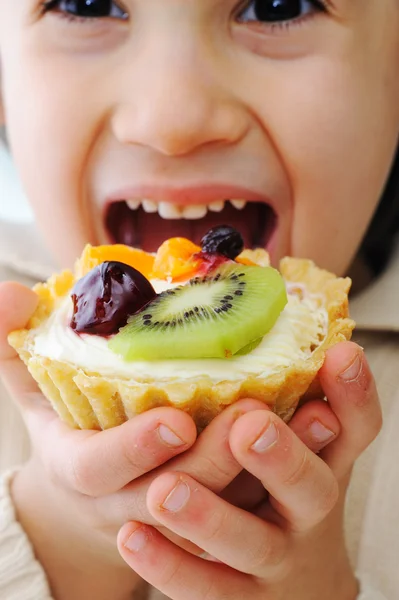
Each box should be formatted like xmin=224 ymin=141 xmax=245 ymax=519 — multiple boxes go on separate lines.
xmin=234 ymin=337 xmax=263 ymax=356
xmin=109 ymin=263 xmax=287 ymax=361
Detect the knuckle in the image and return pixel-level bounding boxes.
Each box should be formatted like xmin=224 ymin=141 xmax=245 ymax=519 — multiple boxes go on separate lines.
xmin=118 ymin=434 xmax=143 ymax=473
xmin=295 ymin=477 xmax=340 ymax=533
xmin=156 ymin=552 xmax=185 ymax=588
xmin=316 ymin=477 xmax=340 ymax=518
xmin=68 ymin=445 xmax=101 ymax=496
xmin=354 ymin=391 xmax=382 ymax=455
xmin=202 ymin=579 xmax=229 ymax=600
xmin=283 ymin=450 xmax=313 ymax=488
xmin=202 ymin=507 xmax=230 ymax=543
xmin=119 ymin=431 xmax=157 ymax=474
xmin=251 ymin=535 xmax=286 ymax=572
xmin=192 ymin=453 xmax=238 ymax=489
xmin=369 ymin=402 xmax=383 ymax=440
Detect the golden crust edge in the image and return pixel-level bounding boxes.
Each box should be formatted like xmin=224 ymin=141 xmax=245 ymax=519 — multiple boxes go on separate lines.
xmin=8 ymin=249 xmax=354 ymax=430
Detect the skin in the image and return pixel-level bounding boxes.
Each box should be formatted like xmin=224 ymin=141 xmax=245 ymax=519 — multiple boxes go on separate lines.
xmin=0 ymin=284 xmax=382 ymax=600
xmin=0 ymin=1 xmax=398 ymax=272
xmin=0 ymin=0 xmax=397 ymax=598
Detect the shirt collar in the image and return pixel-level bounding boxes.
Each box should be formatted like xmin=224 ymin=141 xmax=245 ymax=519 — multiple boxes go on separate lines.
xmin=351 ymin=242 xmax=399 ymax=332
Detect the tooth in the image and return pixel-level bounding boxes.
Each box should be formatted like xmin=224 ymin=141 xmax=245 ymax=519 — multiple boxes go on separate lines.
xmin=208 ymin=200 xmax=225 ymax=213
xmin=126 ymin=199 xmax=141 ymax=210
xmin=142 ymin=199 xmax=158 ymax=213
xmin=158 ymin=202 xmax=182 ymax=219
xmin=182 ymin=204 xmax=208 ymax=220
xmin=230 ymin=199 xmax=247 ymax=210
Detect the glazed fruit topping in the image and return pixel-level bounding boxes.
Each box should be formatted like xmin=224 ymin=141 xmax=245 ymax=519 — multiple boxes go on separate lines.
xmin=151 ymin=237 xmax=202 ymax=281
xmin=201 ymin=225 xmax=244 ymax=260
xmin=110 ymin=262 xmax=287 ymax=360
xmin=77 ymin=244 xmax=155 ymax=279
xmin=70 ymin=261 xmax=156 ymax=335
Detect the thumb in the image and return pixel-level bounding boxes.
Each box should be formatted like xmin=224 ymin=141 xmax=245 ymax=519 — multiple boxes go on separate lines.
xmin=0 ymin=281 xmax=52 ymax=420
xmin=0 ymin=281 xmax=38 ymax=361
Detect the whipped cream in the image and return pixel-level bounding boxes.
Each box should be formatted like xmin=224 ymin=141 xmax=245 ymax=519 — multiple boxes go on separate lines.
xmin=33 ymin=279 xmax=327 ymax=383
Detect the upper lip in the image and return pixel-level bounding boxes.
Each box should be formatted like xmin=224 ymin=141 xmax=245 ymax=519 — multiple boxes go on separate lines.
xmin=106 ymin=183 xmax=276 ymax=208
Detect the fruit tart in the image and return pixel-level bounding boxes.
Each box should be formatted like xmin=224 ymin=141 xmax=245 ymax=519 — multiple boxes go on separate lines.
xmin=9 ymin=227 xmax=355 ymax=430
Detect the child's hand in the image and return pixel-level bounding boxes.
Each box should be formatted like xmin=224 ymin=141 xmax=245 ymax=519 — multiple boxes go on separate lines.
xmin=118 ymin=342 xmax=382 ymax=600
xmin=0 ymin=281 xmax=353 ymax=598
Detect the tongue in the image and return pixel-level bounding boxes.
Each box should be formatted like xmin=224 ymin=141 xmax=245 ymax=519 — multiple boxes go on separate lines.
xmin=106 ymin=202 xmax=270 ymax=252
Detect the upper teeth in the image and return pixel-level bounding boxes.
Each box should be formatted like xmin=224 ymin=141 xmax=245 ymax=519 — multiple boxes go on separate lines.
xmin=230 ymin=199 xmax=246 ymax=210
xmin=126 ymin=199 xmax=141 ymax=210
xmin=142 ymin=199 xmax=158 ymax=213
xmin=158 ymin=202 xmax=182 ymax=220
xmin=125 ymin=199 xmax=247 ymax=219
xmin=208 ymin=200 xmax=225 ymax=213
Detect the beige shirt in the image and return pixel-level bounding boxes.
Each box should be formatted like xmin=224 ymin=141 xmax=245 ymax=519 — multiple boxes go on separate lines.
xmin=0 ymin=236 xmax=399 ymax=600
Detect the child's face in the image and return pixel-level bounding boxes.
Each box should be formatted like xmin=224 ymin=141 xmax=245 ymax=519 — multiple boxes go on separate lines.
xmin=0 ymin=1 xmax=398 ymax=274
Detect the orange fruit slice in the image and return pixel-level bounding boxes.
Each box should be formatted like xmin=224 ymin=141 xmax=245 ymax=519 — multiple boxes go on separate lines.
xmin=236 ymin=256 xmax=256 ymax=266
xmin=151 ymin=238 xmax=202 ymax=281
xmin=76 ymin=244 xmax=155 ymax=279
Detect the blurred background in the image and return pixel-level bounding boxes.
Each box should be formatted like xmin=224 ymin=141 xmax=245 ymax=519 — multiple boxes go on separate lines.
xmin=0 ymin=127 xmax=53 ymax=277
xmin=0 ymin=126 xmax=34 ymax=223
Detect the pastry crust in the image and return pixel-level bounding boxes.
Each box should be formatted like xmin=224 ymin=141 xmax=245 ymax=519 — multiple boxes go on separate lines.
xmin=8 ymin=249 xmax=354 ymax=430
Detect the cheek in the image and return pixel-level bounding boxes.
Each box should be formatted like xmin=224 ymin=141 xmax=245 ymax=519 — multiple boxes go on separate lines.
xmin=247 ymin=56 xmax=399 ymax=274
xmin=1 ymin=46 xmax=105 ymax=265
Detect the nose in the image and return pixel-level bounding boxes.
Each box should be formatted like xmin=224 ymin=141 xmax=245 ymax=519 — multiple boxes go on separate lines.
xmin=111 ymin=41 xmax=249 ymax=157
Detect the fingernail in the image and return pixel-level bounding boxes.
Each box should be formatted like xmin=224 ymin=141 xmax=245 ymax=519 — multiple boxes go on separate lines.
xmin=124 ymin=527 xmax=148 ymax=553
xmin=309 ymin=420 xmax=336 ymax=444
xmin=158 ymin=424 xmax=185 ymax=448
xmin=251 ymin=422 xmax=279 ymax=453
xmin=161 ymin=480 xmax=190 ymax=512
xmin=339 ymin=352 xmax=362 ymax=382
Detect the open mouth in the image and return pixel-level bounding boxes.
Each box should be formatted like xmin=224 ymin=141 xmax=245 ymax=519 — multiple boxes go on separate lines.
xmin=105 ymin=200 xmax=277 ymax=252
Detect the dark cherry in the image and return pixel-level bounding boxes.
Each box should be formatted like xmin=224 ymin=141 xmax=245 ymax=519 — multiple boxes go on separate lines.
xmin=70 ymin=261 xmax=156 ymax=335
xmin=200 ymin=225 xmax=244 ymax=260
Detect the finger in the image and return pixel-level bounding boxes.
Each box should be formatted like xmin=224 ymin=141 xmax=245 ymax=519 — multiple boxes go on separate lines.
xmin=230 ymin=410 xmax=339 ymax=532
xmin=221 ymin=401 xmax=341 ymax=511
xmin=147 ymin=472 xmax=287 ymax=576
xmin=289 ymin=400 xmax=340 ymax=453
xmin=0 ymin=282 xmax=57 ymax=430
xmin=0 ymin=283 xmax=199 ymax=496
xmin=318 ymin=342 xmax=382 ymax=478
xmin=118 ymin=522 xmax=254 ymax=600
xmin=41 ymin=407 xmax=197 ymax=496
xmin=0 ymin=282 xmax=41 ymax=398
xmin=96 ymin=399 xmax=268 ymax=526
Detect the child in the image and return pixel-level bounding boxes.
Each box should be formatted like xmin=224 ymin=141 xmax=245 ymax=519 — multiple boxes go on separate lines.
xmin=0 ymin=0 xmax=398 ymax=598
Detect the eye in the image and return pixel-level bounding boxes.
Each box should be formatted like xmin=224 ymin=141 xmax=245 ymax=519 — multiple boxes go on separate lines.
xmin=238 ymin=0 xmax=326 ymax=24
xmin=43 ymin=0 xmax=128 ymax=20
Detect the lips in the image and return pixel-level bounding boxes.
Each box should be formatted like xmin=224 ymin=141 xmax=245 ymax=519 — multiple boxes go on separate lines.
xmin=105 ymin=200 xmax=277 ymax=252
